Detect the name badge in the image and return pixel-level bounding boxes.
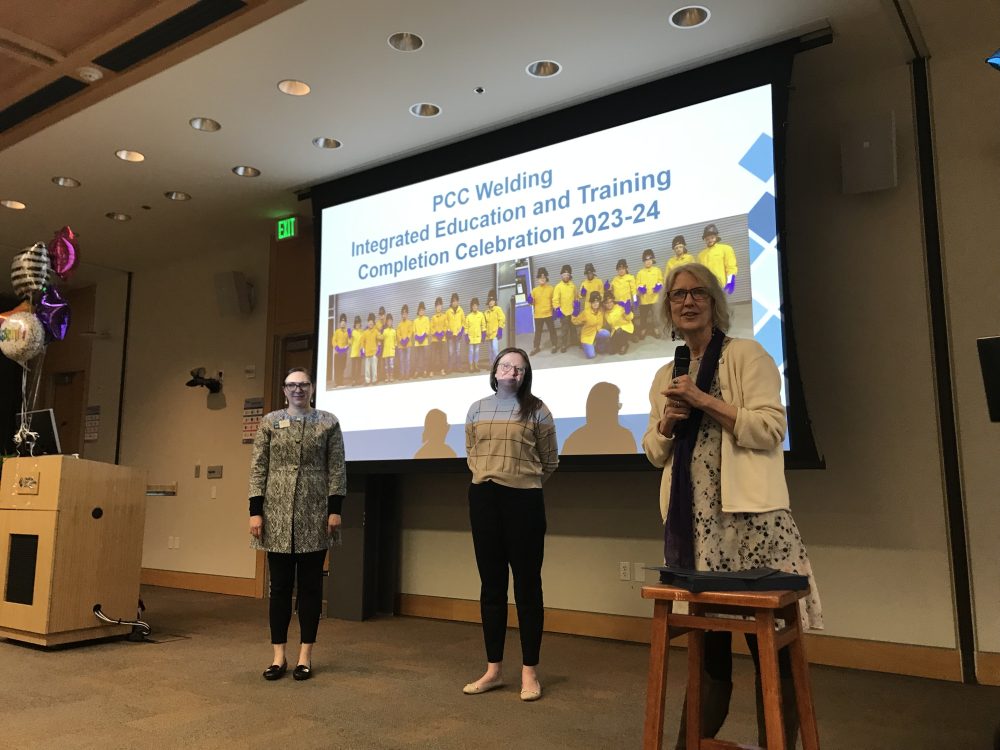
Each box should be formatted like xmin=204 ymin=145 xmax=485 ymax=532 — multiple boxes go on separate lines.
xmin=278 ymin=419 xmax=291 ymax=429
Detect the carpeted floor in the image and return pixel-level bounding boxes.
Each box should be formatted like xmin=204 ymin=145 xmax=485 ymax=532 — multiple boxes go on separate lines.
xmin=1 ymin=586 xmax=997 ymax=749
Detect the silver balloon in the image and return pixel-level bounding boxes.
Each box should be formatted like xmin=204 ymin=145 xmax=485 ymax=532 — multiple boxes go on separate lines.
xmin=11 ymin=242 xmax=51 ymax=300
xmin=0 ymin=311 xmax=46 ymax=364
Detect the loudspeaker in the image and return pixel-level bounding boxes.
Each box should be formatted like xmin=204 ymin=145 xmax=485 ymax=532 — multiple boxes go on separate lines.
xmin=213 ymin=271 xmax=254 ymax=316
xmin=840 ymin=111 xmax=897 ymax=194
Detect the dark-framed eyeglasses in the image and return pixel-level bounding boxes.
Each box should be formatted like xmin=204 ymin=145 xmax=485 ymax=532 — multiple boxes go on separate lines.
xmin=283 ymin=382 xmax=312 ymax=391
xmin=497 ymin=363 xmax=525 ymax=375
xmin=667 ymin=287 xmax=710 ymax=304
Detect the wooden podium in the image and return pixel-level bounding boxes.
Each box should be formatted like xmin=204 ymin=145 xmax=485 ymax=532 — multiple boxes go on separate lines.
xmin=0 ymin=456 xmax=147 ymax=646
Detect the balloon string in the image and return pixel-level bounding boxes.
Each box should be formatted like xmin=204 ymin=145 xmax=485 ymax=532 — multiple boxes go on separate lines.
xmin=12 ymin=351 xmax=44 ymax=456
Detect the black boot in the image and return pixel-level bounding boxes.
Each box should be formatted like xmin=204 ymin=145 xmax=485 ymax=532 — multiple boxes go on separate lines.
xmin=674 ymin=676 xmax=733 ymax=749
xmin=755 ymin=676 xmax=800 ymax=749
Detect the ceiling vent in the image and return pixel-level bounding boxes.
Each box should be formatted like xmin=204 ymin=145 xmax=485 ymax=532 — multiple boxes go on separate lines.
xmin=93 ymin=0 xmax=247 ymax=73
xmin=0 ymin=77 xmax=88 ymax=134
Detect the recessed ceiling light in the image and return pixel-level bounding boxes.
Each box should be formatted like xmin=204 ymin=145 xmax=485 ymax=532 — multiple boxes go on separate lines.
xmin=474 ymin=86 xmax=485 ymax=95
xmin=409 ymin=103 xmax=441 ymax=118
xmin=669 ymin=6 xmax=711 ymax=28
xmin=190 ymin=117 xmax=221 ymax=132
xmin=1 ymin=199 xmax=26 ymax=210
xmin=312 ymin=137 xmax=342 ymax=149
xmin=278 ymin=79 xmax=310 ymax=96
xmin=115 ymin=149 xmax=145 ymax=162
xmin=526 ymin=60 xmax=561 ymax=78
xmin=164 ymin=191 xmax=191 ymax=201
xmin=105 ymin=212 xmax=131 ymax=221
xmin=388 ymin=32 xmax=423 ymax=52
xmin=232 ymin=166 xmax=261 ymax=177
xmin=52 ymin=176 xmax=81 ymax=188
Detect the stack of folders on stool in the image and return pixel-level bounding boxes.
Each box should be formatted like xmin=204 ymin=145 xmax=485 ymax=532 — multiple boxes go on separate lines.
xmin=651 ymin=566 xmax=809 ymax=593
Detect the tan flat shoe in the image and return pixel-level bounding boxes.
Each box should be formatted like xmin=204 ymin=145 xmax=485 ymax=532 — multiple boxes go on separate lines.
xmin=520 ymin=684 xmax=542 ymax=702
xmin=463 ymin=677 xmax=505 ymax=695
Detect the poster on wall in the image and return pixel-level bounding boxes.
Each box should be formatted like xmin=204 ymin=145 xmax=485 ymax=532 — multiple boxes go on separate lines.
xmin=242 ymin=397 xmax=264 ymax=444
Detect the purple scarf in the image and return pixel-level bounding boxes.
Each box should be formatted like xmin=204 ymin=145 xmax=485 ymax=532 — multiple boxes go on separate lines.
xmin=664 ymin=328 xmax=725 ymax=568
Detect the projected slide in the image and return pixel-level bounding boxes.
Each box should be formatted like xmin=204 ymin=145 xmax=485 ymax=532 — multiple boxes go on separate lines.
xmin=316 ymin=84 xmax=785 ymax=461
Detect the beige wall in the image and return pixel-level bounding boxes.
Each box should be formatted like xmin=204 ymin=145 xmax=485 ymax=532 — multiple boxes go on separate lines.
xmin=925 ymin=9 xmax=1000 ymax=654
xmin=122 ymin=239 xmax=269 ymax=579
xmin=82 ymin=272 xmax=129 ymax=464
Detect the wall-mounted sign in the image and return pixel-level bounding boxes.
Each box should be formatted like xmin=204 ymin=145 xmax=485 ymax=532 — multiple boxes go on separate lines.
xmin=276 ymin=216 xmax=297 ymax=241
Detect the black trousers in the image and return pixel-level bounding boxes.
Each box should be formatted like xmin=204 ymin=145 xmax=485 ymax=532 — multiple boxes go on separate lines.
xmin=702 ymin=631 xmax=793 ymax=681
xmin=267 ymin=549 xmax=327 ymax=645
xmin=468 ymin=481 xmax=546 ymax=666
xmin=532 ymin=317 xmax=558 ymax=351
xmin=637 ymin=303 xmax=658 ymax=338
xmin=334 ymin=352 xmax=347 ymax=386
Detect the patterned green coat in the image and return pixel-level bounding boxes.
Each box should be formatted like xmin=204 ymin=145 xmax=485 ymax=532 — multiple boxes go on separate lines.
xmin=248 ymin=409 xmax=347 ymax=553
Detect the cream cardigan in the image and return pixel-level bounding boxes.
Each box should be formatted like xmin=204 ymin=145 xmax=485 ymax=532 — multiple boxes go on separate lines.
xmin=641 ymin=338 xmax=789 ymax=521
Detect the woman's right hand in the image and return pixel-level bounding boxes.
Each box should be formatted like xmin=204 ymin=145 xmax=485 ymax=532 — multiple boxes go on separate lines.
xmin=249 ymin=515 xmax=264 ymax=538
xmin=658 ymin=395 xmax=691 ymax=438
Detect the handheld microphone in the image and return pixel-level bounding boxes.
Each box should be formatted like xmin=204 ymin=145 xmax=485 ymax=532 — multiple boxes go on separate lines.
xmin=673 ymin=345 xmax=691 ymax=378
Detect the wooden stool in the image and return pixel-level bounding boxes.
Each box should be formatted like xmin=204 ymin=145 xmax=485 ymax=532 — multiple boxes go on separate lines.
xmin=641 ymin=584 xmax=820 ymax=750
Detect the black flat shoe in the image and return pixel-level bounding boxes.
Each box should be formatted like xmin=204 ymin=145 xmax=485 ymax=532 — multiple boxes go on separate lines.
xmin=263 ymin=661 xmax=287 ymax=680
xmin=293 ymin=664 xmax=313 ymax=681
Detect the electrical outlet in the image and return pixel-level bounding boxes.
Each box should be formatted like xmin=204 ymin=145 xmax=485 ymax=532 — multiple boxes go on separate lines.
xmin=194 ymin=464 xmax=201 ymax=478
xmin=619 ymin=561 xmax=631 ymax=581
xmin=634 ymin=562 xmax=646 ymax=582
xmin=210 ymin=486 xmax=217 ymax=500
xmin=175 ymin=537 xmax=181 ymax=549
xmin=167 ymin=536 xmax=173 ymax=548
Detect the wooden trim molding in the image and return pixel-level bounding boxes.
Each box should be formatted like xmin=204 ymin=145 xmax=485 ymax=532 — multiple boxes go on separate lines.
xmin=141 ymin=568 xmax=256 ymax=598
xmin=396 ymin=593 xmax=963 ymax=682
xmin=977 ymin=651 xmax=1000 ymax=686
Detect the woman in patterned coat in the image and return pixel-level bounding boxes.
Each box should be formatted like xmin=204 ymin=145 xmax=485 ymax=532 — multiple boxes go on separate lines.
xmin=248 ymin=367 xmax=347 ymax=681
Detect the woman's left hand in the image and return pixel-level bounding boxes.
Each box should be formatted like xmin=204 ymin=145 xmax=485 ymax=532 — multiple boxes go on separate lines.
xmin=664 ymin=374 xmax=706 ymax=410
xmin=327 ymin=513 xmax=342 ymax=536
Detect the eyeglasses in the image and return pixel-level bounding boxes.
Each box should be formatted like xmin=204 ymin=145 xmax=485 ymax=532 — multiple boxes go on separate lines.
xmin=283 ymin=382 xmax=312 ymax=391
xmin=667 ymin=287 xmax=710 ymax=304
xmin=497 ymin=363 xmax=525 ymax=375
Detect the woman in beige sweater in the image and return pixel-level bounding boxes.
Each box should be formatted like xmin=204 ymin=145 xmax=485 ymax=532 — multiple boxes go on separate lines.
xmin=642 ymin=263 xmax=820 ymax=749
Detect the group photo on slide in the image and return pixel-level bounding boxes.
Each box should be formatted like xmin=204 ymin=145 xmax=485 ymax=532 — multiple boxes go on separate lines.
xmin=324 ymin=215 xmax=753 ymax=391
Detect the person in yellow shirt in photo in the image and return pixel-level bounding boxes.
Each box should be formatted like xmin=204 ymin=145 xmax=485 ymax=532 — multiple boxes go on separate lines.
xmin=529 ymin=267 xmax=558 ymax=356
xmin=412 ymin=301 xmax=431 ymax=378
xmin=579 ymin=262 xmax=604 ymax=306
xmin=635 ymin=248 xmax=664 ymax=340
xmin=571 ymin=290 xmax=606 ymax=360
xmin=609 ymin=258 xmax=638 ymax=316
xmin=430 ymin=296 xmax=448 ymax=376
xmin=602 ymin=291 xmax=634 ymax=355
xmin=381 ymin=312 xmax=397 ymax=383
xmin=697 ymin=223 xmax=737 ymax=294
xmin=361 ymin=313 xmax=380 ymax=385
xmin=666 ymin=234 xmax=695 ymax=274
xmin=446 ymin=292 xmax=466 ymax=374
xmin=397 ymin=304 xmax=414 ymax=381
xmin=349 ymin=314 xmax=364 ymax=386
xmin=551 ymin=264 xmax=578 ymax=353
xmin=484 ymin=290 xmax=507 ymax=362
xmin=376 ymin=306 xmax=387 ymax=382
xmin=465 ymin=297 xmax=487 ymax=373
xmin=331 ymin=312 xmax=350 ymax=387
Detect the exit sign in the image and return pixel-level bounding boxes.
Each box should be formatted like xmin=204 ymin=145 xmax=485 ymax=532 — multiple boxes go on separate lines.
xmin=276 ymin=216 xmax=297 ymax=240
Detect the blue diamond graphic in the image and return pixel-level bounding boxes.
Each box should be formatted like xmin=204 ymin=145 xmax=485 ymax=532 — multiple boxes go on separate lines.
xmin=748 ymin=192 xmax=777 ymax=244
xmin=756 ymin=315 xmax=785 ymax=371
xmin=752 ymin=299 xmax=769 ymax=327
xmin=739 ymin=134 xmax=774 ymax=182
xmin=749 ymin=236 xmax=767 ymax=265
